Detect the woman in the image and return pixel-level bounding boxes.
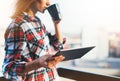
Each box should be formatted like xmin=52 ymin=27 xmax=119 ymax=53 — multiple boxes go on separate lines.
xmin=2 ymin=0 xmax=65 ymax=81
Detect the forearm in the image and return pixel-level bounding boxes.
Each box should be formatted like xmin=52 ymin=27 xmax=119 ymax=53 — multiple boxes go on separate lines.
xmin=23 ymin=55 xmax=51 ymax=73
xmin=54 ymin=23 xmax=63 ymax=43
xmin=23 ymin=59 xmax=40 ymax=73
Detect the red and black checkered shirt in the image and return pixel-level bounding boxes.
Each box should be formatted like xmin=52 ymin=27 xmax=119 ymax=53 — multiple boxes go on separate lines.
xmin=2 ymin=12 xmax=64 ymax=81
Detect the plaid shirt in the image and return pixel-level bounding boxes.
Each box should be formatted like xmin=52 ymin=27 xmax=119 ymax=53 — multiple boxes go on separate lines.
xmin=2 ymin=12 xmax=63 ymax=81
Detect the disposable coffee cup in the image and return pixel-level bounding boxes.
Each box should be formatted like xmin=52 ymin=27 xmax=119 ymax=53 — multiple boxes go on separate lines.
xmin=47 ymin=3 xmax=62 ymax=21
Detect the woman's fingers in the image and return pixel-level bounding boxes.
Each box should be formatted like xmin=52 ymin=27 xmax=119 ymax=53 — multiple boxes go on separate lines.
xmin=47 ymin=55 xmax=65 ymax=69
xmin=54 ymin=55 xmax=65 ymax=62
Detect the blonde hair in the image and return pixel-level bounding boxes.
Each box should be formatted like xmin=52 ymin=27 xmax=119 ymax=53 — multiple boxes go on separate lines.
xmin=11 ymin=0 xmax=36 ymax=19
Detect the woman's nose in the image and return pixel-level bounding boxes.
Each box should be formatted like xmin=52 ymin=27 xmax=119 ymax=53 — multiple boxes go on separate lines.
xmin=47 ymin=0 xmax=51 ymax=6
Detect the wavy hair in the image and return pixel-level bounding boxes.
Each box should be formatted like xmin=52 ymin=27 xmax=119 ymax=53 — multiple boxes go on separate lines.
xmin=11 ymin=0 xmax=36 ymax=19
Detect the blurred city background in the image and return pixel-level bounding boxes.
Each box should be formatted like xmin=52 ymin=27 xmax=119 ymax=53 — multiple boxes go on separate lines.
xmin=0 ymin=0 xmax=120 ymax=80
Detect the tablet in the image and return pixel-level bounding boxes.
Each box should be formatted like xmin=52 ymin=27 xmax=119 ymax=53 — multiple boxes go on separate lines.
xmin=55 ymin=46 xmax=95 ymax=61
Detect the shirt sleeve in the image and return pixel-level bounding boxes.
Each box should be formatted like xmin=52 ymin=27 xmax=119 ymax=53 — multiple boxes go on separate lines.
xmin=48 ymin=33 xmax=66 ymax=51
xmin=2 ymin=25 xmax=27 ymax=80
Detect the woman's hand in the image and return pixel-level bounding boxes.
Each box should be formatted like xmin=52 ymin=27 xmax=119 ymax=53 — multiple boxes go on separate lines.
xmin=37 ymin=54 xmax=65 ymax=69
xmin=24 ymin=54 xmax=65 ymax=73
xmin=47 ymin=55 xmax=65 ymax=69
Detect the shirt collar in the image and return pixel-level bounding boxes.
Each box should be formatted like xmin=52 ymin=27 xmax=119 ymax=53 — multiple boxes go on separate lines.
xmin=22 ymin=12 xmax=40 ymax=22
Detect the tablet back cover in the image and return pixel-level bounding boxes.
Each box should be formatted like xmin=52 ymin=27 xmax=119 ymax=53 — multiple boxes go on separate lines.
xmin=56 ymin=46 xmax=95 ymax=61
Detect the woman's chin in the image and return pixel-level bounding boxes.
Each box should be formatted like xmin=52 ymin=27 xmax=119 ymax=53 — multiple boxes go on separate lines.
xmin=39 ymin=9 xmax=45 ymax=13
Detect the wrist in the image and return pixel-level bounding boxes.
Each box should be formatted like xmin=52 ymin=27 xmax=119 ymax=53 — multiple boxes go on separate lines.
xmin=34 ymin=58 xmax=42 ymax=68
